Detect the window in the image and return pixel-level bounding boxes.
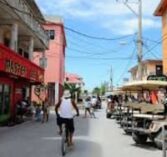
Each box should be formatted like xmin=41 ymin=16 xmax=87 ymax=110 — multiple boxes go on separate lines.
xmin=0 ymin=84 xmax=10 ymax=116
xmin=50 ymin=30 xmax=55 ymax=40
xmin=46 ymin=30 xmax=55 ymax=40
xmin=39 ymin=57 xmax=47 ymax=68
xmin=4 ymin=38 xmax=10 ymax=47
xmin=156 ymin=65 xmax=163 ymax=76
xmin=24 ymin=51 xmax=29 ymax=59
xmin=18 ymin=48 xmax=23 ymax=56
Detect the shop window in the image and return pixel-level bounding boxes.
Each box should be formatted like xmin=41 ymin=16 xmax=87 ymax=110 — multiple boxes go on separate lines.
xmin=0 ymin=84 xmax=3 ymax=115
xmin=3 ymin=85 xmax=10 ymax=114
xmin=0 ymin=84 xmax=10 ymax=116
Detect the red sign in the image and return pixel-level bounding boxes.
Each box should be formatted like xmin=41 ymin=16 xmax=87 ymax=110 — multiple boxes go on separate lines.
xmin=0 ymin=44 xmax=44 ymax=83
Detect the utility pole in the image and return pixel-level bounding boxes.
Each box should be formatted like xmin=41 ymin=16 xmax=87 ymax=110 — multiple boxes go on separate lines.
xmin=116 ymin=0 xmax=143 ymax=80
xmin=110 ymin=66 xmax=113 ymax=91
xmin=137 ymin=0 xmax=143 ymax=80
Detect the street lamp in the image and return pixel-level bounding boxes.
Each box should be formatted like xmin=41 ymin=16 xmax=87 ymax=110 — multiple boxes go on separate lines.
xmin=116 ymin=0 xmax=143 ymax=80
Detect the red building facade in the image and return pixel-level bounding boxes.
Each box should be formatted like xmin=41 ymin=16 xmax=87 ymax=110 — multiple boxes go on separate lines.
xmin=0 ymin=0 xmax=48 ymax=124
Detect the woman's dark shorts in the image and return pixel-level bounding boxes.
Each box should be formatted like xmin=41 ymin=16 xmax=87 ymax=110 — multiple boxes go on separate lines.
xmin=57 ymin=117 xmax=74 ymax=133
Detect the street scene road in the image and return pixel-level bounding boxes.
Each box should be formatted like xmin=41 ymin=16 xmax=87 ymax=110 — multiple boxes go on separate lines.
xmin=0 ymin=104 xmax=162 ymax=157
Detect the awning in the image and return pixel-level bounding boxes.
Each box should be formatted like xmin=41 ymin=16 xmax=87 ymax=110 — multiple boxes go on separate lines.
xmin=0 ymin=44 xmax=44 ymax=84
xmin=121 ymin=80 xmax=167 ymax=91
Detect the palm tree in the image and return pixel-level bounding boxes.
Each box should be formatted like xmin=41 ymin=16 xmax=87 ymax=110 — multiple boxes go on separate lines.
xmin=64 ymin=83 xmax=81 ymax=101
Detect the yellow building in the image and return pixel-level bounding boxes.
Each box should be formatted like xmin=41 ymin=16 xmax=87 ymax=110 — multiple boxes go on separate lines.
xmin=154 ymin=0 xmax=167 ymax=75
xmin=129 ymin=60 xmax=162 ymax=81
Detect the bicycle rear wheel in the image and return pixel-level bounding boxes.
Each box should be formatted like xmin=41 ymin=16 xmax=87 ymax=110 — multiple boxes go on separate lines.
xmin=61 ymin=125 xmax=67 ymax=156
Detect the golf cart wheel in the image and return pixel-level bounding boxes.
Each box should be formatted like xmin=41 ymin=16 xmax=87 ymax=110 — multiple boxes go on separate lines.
xmin=132 ymin=132 xmax=148 ymax=144
xmin=124 ymin=129 xmax=131 ymax=135
xmin=154 ymin=129 xmax=167 ymax=150
xmin=106 ymin=113 xmax=111 ymax=119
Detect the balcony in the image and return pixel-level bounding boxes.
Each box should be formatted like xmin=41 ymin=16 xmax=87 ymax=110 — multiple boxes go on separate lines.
xmin=4 ymin=0 xmax=48 ymax=49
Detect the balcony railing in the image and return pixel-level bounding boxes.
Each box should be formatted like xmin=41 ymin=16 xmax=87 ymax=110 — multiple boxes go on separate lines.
xmin=4 ymin=0 xmax=49 ymax=48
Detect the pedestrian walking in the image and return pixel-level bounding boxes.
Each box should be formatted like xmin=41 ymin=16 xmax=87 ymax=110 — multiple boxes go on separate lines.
xmin=42 ymin=98 xmax=49 ymax=123
xmin=35 ymin=104 xmax=42 ymax=122
xmin=83 ymin=96 xmax=92 ymax=118
xmin=90 ymin=97 xmax=96 ymax=118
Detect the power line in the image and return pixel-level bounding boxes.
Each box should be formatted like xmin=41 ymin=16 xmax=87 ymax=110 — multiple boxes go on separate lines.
xmin=143 ymin=43 xmax=160 ymax=60
xmin=66 ymin=55 xmax=136 ymax=60
xmin=142 ymin=34 xmax=167 ymax=57
xmin=65 ymin=26 xmax=136 ymax=41
xmin=1 ymin=0 xmax=136 ymax=42
xmin=116 ymin=46 xmax=137 ymax=85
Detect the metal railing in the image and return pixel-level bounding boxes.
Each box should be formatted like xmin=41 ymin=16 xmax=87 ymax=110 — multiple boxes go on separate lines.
xmin=4 ymin=0 xmax=49 ymax=48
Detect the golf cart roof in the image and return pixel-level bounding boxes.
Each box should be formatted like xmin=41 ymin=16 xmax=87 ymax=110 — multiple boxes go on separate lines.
xmin=121 ymin=80 xmax=167 ymax=91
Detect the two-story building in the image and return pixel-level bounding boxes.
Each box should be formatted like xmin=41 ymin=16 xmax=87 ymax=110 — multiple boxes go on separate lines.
xmin=32 ymin=16 xmax=66 ymax=105
xmin=154 ymin=0 xmax=167 ymax=75
xmin=0 ymin=0 xmax=48 ymax=124
xmin=129 ymin=60 xmax=163 ymax=81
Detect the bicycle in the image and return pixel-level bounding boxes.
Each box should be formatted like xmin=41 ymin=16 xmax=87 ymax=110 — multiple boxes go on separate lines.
xmin=61 ymin=122 xmax=69 ymax=156
xmin=61 ymin=115 xmax=77 ymax=156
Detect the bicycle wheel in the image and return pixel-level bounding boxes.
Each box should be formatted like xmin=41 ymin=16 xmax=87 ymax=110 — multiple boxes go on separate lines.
xmin=61 ymin=125 xmax=67 ymax=156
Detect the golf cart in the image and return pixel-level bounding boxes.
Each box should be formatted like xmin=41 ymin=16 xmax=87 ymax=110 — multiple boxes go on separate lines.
xmin=121 ymin=80 xmax=167 ymax=149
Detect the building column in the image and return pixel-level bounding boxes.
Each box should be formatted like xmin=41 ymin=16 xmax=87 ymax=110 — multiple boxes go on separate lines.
xmin=0 ymin=29 xmax=4 ymax=44
xmin=10 ymin=23 xmax=18 ymax=52
xmin=28 ymin=37 xmax=34 ymax=61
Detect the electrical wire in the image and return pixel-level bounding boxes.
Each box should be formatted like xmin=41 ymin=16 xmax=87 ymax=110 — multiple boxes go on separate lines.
xmin=65 ymin=26 xmax=135 ymax=41
xmin=0 ymin=0 xmax=137 ymax=42
xmin=116 ymin=46 xmax=137 ymax=85
xmin=143 ymin=43 xmax=161 ymax=60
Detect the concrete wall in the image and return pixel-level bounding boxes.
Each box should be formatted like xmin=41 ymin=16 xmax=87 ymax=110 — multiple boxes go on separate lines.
xmin=162 ymin=11 xmax=167 ymax=75
xmin=32 ymin=23 xmax=66 ymax=102
xmin=43 ymin=24 xmax=65 ymax=85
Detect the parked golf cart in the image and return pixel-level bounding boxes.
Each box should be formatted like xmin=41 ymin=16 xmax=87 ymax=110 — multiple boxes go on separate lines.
xmin=121 ymin=80 xmax=167 ymax=149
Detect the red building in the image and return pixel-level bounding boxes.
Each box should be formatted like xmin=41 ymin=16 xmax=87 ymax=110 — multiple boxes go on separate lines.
xmin=65 ymin=73 xmax=84 ymax=86
xmin=32 ymin=17 xmax=66 ymax=105
xmin=0 ymin=0 xmax=48 ymax=124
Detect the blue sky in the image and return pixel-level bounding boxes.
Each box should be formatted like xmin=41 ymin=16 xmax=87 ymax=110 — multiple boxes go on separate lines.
xmin=36 ymin=0 xmax=162 ymax=91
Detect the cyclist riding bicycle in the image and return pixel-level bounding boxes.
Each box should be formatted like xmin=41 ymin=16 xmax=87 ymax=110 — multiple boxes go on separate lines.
xmin=55 ymin=90 xmax=79 ymax=146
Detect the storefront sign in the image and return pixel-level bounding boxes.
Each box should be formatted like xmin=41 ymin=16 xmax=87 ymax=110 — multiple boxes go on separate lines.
xmin=147 ymin=75 xmax=167 ymax=81
xmin=5 ymin=59 xmax=27 ymax=77
xmin=0 ymin=44 xmax=44 ymax=83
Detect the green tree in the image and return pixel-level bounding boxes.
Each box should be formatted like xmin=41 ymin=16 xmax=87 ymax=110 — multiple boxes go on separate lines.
xmin=92 ymin=87 xmax=100 ymax=95
xmin=100 ymin=82 xmax=108 ymax=95
xmin=64 ymin=83 xmax=81 ymax=100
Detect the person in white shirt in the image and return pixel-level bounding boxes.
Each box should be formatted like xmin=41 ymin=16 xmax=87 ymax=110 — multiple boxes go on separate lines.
xmin=83 ymin=97 xmax=91 ymax=118
xmin=91 ymin=96 xmax=97 ymax=107
xmin=55 ymin=90 xmax=79 ymax=146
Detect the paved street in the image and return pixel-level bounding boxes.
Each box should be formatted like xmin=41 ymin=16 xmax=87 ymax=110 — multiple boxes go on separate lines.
xmin=0 ymin=104 xmax=162 ymax=157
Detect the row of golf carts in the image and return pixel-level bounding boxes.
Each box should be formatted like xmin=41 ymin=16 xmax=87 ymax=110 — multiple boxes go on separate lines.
xmin=108 ymin=80 xmax=167 ymax=149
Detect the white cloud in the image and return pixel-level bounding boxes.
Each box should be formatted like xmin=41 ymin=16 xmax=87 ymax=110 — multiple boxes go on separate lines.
xmin=35 ymin=0 xmax=161 ymax=34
